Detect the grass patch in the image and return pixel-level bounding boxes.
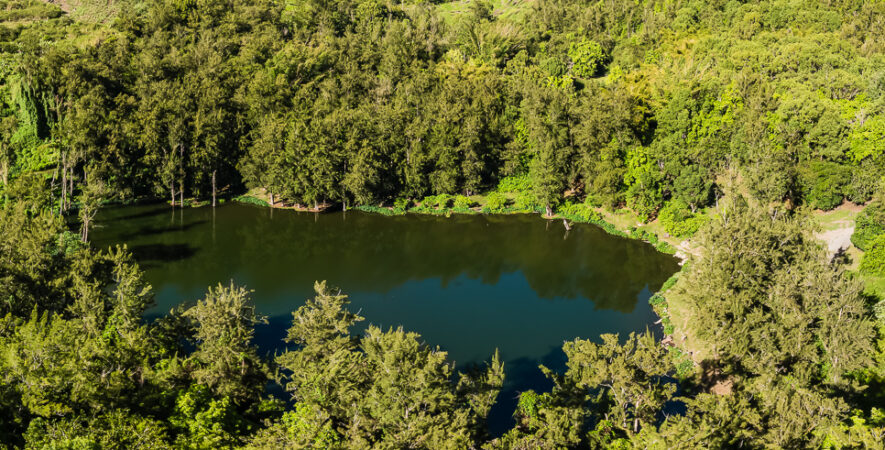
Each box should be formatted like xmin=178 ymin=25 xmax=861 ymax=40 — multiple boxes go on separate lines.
xmin=234 ymin=195 xmax=269 ymax=207
xmin=815 ymin=207 xmax=859 ymax=232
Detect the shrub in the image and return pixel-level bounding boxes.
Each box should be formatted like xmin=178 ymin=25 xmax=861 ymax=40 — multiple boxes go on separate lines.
xmin=453 ymin=195 xmax=473 ymax=210
xmin=860 ymin=234 xmax=885 ymax=276
xmin=852 ymin=199 xmax=885 ymax=251
xmin=800 ymin=161 xmax=850 ymax=210
xmin=558 ymin=201 xmax=601 ymax=222
xmin=234 ymin=195 xmax=269 ymax=207
xmin=421 ymin=194 xmax=450 ymax=209
xmin=497 ymin=175 xmax=532 ymax=193
xmin=648 ymin=294 xmax=666 ymax=307
xmin=659 ymin=274 xmax=679 ymax=292
xmin=873 ymin=299 xmax=885 ymax=324
xmin=658 ymin=199 xmax=708 ymax=238
xmin=514 ymin=191 xmax=538 ymax=211
xmin=484 ymin=192 xmax=507 ymax=212
xmin=846 ymin=159 xmax=881 ymax=204
xmin=354 ymin=205 xmax=400 ymax=216
xmin=394 ymin=198 xmax=411 ymax=211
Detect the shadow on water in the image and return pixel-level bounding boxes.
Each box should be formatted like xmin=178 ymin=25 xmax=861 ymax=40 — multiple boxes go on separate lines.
xmin=102 ymin=205 xmax=172 ymax=223
xmin=119 ymin=220 xmax=209 ymax=241
xmin=128 ymin=243 xmax=198 ymax=266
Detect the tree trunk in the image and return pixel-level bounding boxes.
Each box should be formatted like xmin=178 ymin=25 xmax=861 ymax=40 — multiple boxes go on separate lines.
xmin=60 ymin=153 xmax=67 ymax=212
xmin=1 ymin=161 xmax=8 ymax=203
xmin=180 ymin=179 xmax=184 ymax=207
xmin=269 ymin=192 xmax=274 ymax=207
xmin=212 ymin=170 xmax=217 ymax=207
xmin=171 ymin=181 xmax=176 ymax=207
xmin=68 ymin=167 xmax=73 ymax=210
xmin=545 ymin=204 xmax=553 ymax=217
xmin=179 ymin=143 xmax=184 ymax=207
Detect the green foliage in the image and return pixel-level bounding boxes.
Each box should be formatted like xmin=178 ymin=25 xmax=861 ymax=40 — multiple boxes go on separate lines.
xmin=557 ymin=201 xmax=601 ymax=222
xmin=274 ymin=282 xmax=503 ymax=447
xmin=483 ymin=192 xmax=507 ymax=212
xmin=624 ymin=147 xmax=662 ymax=222
xmin=2 ymin=0 xmax=885 ymax=445
xmin=422 ymin=194 xmax=451 ymax=209
xmin=658 ymin=199 xmax=708 ymax=238
xmin=801 ymin=161 xmax=851 ymax=210
xmin=169 ymin=385 xmax=248 ymax=448
xmin=181 ymin=283 xmax=269 ymax=404
xmin=861 ymin=235 xmax=885 ymax=277
xmin=355 ymin=204 xmax=403 ymax=216
xmin=23 ymin=410 xmax=169 ymax=449
xmin=668 ymin=200 xmax=876 ymax=447
xmin=568 ymin=38 xmax=604 ymax=78
xmin=513 ymin=190 xmax=538 ymax=211
xmin=853 ymin=199 xmax=885 ymax=251
xmin=247 ymin=403 xmax=340 ymax=449
xmin=393 ymin=197 xmax=413 ymax=211
xmin=453 ymin=194 xmax=474 ymax=210
xmin=497 ymin=175 xmax=532 ymax=193
xmin=234 ymin=195 xmax=270 ymax=207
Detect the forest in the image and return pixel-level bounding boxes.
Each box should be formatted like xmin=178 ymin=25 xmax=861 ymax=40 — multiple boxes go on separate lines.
xmin=1 ymin=0 xmax=885 ymax=447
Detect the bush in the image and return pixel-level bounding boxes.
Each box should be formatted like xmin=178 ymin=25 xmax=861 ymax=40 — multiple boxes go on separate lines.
xmin=801 ymin=161 xmax=850 ymax=210
xmin=514 ymin=191 xmax=538 ymax=211
xmin=626 ymin=180 xmax=662 ymax=223
xmin=484 ymin=192 xmax=507 ymax=212
xmin=846 ymin=159 xmax=881 ymax=204
xmin=658 ymin=199 xmax=708 ymax=238
xmin=860 ymin=234 xmax=885 ymax=276
xmin=852 ymin=199 xmax=885 ymax=251
xmin=558 ymin=201 xmax=601 ymax=222
xmin=497 ymin=175 xmax=532 ymax=193
xmin=234 ymin=195 xmax=269 ymax=207
xmin=393 ymin=198 xmax=412 ymax=212
xmin=421 ymin=194 xmax=450 ymax=209
xmin=452 ymin=195 xmax=474 ymax=210
xmin=873 ymin=300 xmax=885 ymax=324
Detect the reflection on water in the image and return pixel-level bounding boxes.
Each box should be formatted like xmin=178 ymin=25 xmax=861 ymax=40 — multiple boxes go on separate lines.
xmin=92 ymin=203 xmax=680 ymax=434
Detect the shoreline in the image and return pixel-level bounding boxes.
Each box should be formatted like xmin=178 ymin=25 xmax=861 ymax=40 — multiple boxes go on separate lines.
xmin=108 ymin=190 xmax=700 ymax=376
xmin=230 ymin=191 xmax=700 ymax=376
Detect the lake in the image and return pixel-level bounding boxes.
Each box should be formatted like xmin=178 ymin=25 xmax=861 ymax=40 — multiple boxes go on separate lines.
xmin=91 ymin=202 xmax=680 ymax=434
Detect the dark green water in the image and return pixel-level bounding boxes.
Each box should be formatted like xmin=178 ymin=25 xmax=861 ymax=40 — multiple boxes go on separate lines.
xmin=91 ymin=203 xmax=680 ymax=433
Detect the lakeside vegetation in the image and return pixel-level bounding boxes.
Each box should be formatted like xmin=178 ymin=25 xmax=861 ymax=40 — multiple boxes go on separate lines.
xmin=1 ymin=0 xmax=885 ymax=447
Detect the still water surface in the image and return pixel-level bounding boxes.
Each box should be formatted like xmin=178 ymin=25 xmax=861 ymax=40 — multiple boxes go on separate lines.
xmin=92 ymin=203 xmax=680 ymax=433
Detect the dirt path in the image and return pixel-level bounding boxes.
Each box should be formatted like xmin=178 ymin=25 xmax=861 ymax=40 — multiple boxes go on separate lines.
xmin=817 ymin=225 xmax=855 ymax=258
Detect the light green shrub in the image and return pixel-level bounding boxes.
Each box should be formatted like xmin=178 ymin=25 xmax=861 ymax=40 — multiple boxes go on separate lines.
xmin=658 ymin=199 xmax=707 ymax=238
xmin=852 ymin=199 xmax=885 ymax=251
xmin=393 ymin=198 xmax=412 ymax=211
xmin=453 ymin=195 xmax=473 ymax=209
xmin=497 ymin=175 xmax=532 ymax=193
xmin=484 ymin=192 xmax=507 ymax=212
xmin=860 ymin=234 xmax=885 ymax=276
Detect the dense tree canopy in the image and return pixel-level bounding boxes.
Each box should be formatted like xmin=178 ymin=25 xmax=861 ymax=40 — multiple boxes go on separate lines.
xmin=1 ymin=0 xmax=882 ymax=217
xmin=1 ymin=0 xmax=885 ymax=447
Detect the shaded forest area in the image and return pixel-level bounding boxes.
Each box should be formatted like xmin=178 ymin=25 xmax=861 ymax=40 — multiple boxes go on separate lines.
xmin=1 ymin=0 xmax=885 ymax=448
xmin=1 ymin=0 xmax=883 ymax=218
